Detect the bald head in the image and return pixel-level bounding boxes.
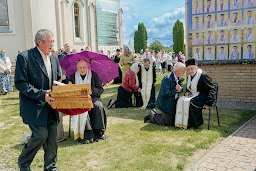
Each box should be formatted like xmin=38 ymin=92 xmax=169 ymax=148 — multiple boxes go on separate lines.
xmin=77 ymin=60 xmax=88 ymax=76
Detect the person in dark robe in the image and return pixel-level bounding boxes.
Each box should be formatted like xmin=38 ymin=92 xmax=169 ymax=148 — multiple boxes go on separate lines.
xmin=175 ymin=59 xmax=216 ymax=129
xmin=134 ymin=58 xmax=156 ymax=109
xmin=113 ymin=49 xmax=122 ymax=84
xmin=69 ymin=60 xmax=107 ymax=143
xmin=144 ymin=62 xmax=186 ymax=126
xmin=107 ymin=63 xmax=141 ymax=109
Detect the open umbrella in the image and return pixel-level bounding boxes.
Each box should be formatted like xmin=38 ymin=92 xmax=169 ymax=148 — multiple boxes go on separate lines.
xmin=59 ymin=50 xmax=119 ymax=83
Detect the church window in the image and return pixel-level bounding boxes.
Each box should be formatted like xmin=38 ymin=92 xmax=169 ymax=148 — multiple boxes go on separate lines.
xmin=74 ymin=2 xmax=80 ymax=38
xmin=0 ymin=0 xmax=9 ymax=26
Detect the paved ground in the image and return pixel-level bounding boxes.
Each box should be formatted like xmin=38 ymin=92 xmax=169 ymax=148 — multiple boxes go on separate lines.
xmin=194 ymin=115 xmax=256 ymax=171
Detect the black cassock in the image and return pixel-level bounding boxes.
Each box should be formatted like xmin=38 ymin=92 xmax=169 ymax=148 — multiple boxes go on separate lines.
xmin=69 ymin=71 xmax=107 ymax=141
xmin=134 ymin=67 xmax=156 ymax=109
xmin=187 ymin=71 xmax=215 ymax=128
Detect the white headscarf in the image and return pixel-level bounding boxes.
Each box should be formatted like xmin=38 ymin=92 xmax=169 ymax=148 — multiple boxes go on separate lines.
xmin=129 ymin=63 xmax=139 ymax=87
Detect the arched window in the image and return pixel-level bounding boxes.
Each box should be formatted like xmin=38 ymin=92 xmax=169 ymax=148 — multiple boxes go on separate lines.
xmin=74 ymin=2 xmax=80 ymax=38
xmin=0 ymin=0 xmax=9 ymax=26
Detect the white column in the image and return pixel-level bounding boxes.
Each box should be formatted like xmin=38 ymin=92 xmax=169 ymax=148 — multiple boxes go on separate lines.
xmin=118 ymin=8 xmax=123 ymax=49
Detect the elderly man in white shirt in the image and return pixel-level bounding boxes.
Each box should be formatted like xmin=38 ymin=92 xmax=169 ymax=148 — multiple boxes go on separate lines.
xmin=244 ymin=11 xmax=255 ymax=25
xmin=205 ymin=0 xmax=215 ymax=12
xmin=193 ymin=16 xmax=202 ymax=30
xmin=245 ymin=0 xmax=255 ymax=8
xmin=231 ymin=0 xmax=241 ymax=9
xmin=232 ymin=12 xmax=242 ymax=26
xmin=204 ymin=47 xmax=214 ymax=60
xmin=244 ymin=28 xmax=254 ymax=42
xmin=193 ymin=33 xmax=203 ymax=45
xmin=218 ymin=0 xmax=228 ymax=11
xmin=217 ymin=47 xmax=227 ymax=60
xmin=194 ymin=0 xmax=202 ymax=14
xmin=205 ymin=15 xmax=215 ymax=29
xmin=230 ymin=29 xmax=240 ymax=43
xmin=193 ymin=48 xmax=201 ymax=60
xmin=205 ymin=31 xmax=215 ymax=45
xmin=217 ymin=30 xmax=228 ymax=44
xmin=243 ymin=45 xmax=254 ymax=59
xmin=218 ymin=13 xmax=228 ymax=27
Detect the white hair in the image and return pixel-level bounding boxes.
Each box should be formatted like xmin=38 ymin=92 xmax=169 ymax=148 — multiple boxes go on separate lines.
xmin=173 ymin=62 xmax=186 ymax=72
xmin=35 ymin=29 xmax=53 ymax=46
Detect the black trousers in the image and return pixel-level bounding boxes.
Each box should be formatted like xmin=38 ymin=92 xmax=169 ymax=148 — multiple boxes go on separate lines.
xmin=18 ymin=114 xmax=58 ymax=171
xmin=150 ymin=111 xmax=175 ymax=126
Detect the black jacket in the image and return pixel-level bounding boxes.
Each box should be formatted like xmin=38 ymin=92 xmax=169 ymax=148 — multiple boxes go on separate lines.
xmin=15 ymin=47 xmax=61 ymax=126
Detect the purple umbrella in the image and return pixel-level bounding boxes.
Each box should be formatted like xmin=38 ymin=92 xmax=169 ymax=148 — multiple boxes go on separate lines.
xmin=59 ymin=51 xmax=119 ymax=83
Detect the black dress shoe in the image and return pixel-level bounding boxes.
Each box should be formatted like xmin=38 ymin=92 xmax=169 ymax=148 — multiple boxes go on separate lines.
xmin=77 ymin=138 xmax=90 ymax=144
xmin=144 ymin=114 xmax=151 ymax=123
xmin=107 ymin=99 xmax=112 ymax=108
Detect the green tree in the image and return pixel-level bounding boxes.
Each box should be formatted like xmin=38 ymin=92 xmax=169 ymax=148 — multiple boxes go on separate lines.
xmin=173 ymin=20 xmax=185 ymax=55
xmin=134 ymin=23 xmax=148 ymax=53
xmin=149 ymin=40 xmax=164 ymax=53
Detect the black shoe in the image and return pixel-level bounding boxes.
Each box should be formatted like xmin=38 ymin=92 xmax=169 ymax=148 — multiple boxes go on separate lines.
xmin=107 ymin=100 xmax=116 ymax=109
xmin=107 ymin=99 xmax=112 ymax=108
xmin=77 ymin=138 xmax=90 ymax=144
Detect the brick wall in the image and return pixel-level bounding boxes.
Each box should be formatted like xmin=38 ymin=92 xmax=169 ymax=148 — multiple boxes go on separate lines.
xmin=199 ymin=64 xmax=256 ymax=104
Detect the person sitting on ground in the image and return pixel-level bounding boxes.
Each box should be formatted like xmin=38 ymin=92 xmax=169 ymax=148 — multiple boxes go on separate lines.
xmin=69 ymin=59 xmax=107 ymax=143
xmin=134 ymin=59 xmax=156 ymax=109
xmin=144 ymin=62 xmax=185 ymax=126
xmin=175 ymin=59 xmax=215 ymax=129
xmin=107 ymin=63 xmax=141 ymax=109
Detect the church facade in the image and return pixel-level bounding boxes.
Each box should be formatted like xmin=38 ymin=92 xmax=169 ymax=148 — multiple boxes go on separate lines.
xmin=0 ymin=0 xmax=123 ymax=61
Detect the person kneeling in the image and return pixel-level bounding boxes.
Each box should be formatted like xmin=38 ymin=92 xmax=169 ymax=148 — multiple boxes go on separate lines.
xmin=107 ymin=63 xmax=141 ymax=109
xmin=175 ymin=59 xmax=215 ymax=129
xmin=144 ymin=62 xmax=186 ymax=126
xmin=69 ymin=59 xmax=107 ymax=143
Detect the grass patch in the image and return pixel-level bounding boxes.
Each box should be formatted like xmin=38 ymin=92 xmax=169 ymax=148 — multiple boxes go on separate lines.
xmin=0 ymin=73 xmax=254 ymax=170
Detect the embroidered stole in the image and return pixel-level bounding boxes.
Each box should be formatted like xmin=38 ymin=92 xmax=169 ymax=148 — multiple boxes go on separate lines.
xmin=141 ymin=65 xmax=153 ymax=108
xmin=72 ymin=70 xmax=92 ymax=140
xmin=175 ymin=69 xmax=202 ymax=129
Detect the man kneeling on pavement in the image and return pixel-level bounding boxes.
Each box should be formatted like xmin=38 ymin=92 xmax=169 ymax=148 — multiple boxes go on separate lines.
xmin=144 ymin=59 xmax=216 ymax=129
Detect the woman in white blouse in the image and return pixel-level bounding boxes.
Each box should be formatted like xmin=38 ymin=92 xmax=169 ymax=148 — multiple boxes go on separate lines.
xmin=0 ymin=49 xmax=13 ymax=95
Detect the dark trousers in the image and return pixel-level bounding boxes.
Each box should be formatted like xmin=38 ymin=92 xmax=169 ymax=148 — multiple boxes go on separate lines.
xmin=18 ymin=114 xmax=58 ymax=171
xmin=84 ymin=99 xmax=107 ymax=140
xmin=150 ymin=111 xmax=175 ymax=126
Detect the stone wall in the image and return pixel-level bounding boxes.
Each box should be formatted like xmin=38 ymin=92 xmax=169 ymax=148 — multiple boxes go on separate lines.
xmin=199 ymin=63 xmax=256 ymax=110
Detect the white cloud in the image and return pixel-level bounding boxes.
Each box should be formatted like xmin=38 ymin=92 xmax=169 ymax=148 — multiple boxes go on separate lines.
xmin=133 ymin=25 xmax=138 ymax=30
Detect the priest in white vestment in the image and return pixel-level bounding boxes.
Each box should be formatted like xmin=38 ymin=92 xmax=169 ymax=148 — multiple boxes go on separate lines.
xmin=69 ymin=59 xmax=107 ymax=144
xmin=135 ymin=59 xmax=156 ymax=109
xmin=175 ymin=59 xmax=216 ymax=129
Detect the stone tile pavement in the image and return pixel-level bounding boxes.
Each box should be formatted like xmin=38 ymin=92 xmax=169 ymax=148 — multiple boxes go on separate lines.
xmin=194 ymin=115 xmax=256 ymax=171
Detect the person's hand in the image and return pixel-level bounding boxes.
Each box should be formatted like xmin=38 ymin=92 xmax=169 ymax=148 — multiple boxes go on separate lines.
xmin=203 ymin=105 xmax=210 ymax=110
xmin=185 ymin=92 xmax=190 ymax=97
xmin=138 ymin=88 xmax=141 ymax=93
xmin=123 ymin=62 xmax=127 ymax=65
xmin=176 ymin=84 xmax=182 ymax=92
xmin=45 ymin=90 xmax=55 ymax=105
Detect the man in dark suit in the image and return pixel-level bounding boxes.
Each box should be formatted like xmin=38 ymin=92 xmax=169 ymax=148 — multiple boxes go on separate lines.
xmin=15 ymin=29 xmax=61 ymax=171
xmin=144 ymin=62 xmax=185 ymax=126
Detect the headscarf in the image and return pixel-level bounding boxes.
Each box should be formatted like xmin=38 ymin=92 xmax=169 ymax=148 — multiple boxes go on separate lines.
xmin=0 ymin=52 xmax=6 ymax=63
xmin=129 ymin=63 xmax=139 ymax=87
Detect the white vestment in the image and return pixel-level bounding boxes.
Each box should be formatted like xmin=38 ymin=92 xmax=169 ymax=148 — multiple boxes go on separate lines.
xmin=175 ymin=69 xmax=202 ymax=129
xmin=72 ymin=70 xmax=92 ymax=140
xmin=141 ymin=65 xmax=153 ymax=108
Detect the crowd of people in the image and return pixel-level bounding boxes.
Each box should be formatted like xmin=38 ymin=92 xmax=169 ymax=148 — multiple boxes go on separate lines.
xmin=7 ymin=28 xmax=215 ymax=170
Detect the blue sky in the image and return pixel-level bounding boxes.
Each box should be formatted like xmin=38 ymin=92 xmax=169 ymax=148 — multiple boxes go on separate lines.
xmin=120 ymin=0 xmax=185 ymax=47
